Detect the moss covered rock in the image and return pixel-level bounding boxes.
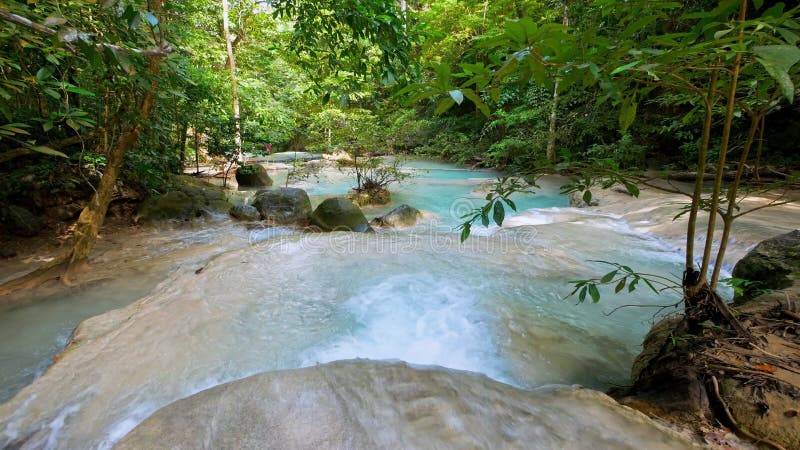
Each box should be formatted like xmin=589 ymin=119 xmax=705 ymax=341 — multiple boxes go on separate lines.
xmin=229 ymin=205 xmax=261 ymax=221
xmin=135 ymin=176 xmax=230 ymax=224
xmin=235 ymin=165 xmax=273 ymax=187
xmin=311 ymin=197 xmax=372 ymax=232
xmin=732 ymin=229 xmax=800 ymax=302
xmin=251 ymin=188 xmax=311 ymax=224
xmin=0 ymin=205 xmax=44 ymax=237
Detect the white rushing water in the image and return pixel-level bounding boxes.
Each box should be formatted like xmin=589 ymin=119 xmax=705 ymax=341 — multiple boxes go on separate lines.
xmin=0 ymin=159 xmax=715 ymax=449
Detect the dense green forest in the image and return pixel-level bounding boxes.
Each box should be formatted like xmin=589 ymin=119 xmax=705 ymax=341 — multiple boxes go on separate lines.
xmin=2 ymin=0 xmax=798 ymax=276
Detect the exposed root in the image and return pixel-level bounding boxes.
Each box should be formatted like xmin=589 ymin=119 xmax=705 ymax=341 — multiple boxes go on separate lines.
xmin=708 ymin=376 xmax=787 ymax=450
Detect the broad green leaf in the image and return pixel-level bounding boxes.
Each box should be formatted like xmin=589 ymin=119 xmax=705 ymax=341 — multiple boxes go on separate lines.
xmin=582 ymin=190 xmax=592 ymax=205
xmin=448 ymin=89 xmax=464 ymax=105
xmin=493 ymin=201 xmax=505 ymax=226
xmin=777 ymin=28 xmax=800 ymax=45
xmin=36 ymin=66 xmax=55 ymax=81
xmin=615 ymin=278 xmax=627 ymax=293
xmin=461 ymin=90 xmax=490 ymax=117
xmin=600 ymin=270 xmax=618 ymax=284
xmin=752 ymin=0 xmax=763 ymax=9
xmin=588 ymin=284 xmax=600 ymax=303
xmin=460 ymin=223 xmax=471 ymax=243
xmin=434 ymin=98 xmax=455 ymax=115
xmin=619 ymin=94 xmax=638 ymax=133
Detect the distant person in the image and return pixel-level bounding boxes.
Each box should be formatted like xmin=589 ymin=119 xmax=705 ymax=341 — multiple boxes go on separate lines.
xmin=266 ymin=143 xmax=273 ymax=154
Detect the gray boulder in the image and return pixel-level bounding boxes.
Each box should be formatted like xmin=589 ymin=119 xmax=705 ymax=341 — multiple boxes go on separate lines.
xmin=1 ymin=205 xmax=44 ymax=237
xmin=235 ymin=165 xmax=273 ymax=187
xmin=135 ymin=176 xmax=231 ymax=224
xmin=115 ymin=360 xmax=698 ymax=450
xmin=229 ymin=205 xmax=260 ymax=221
xmin=732 ymin=229 xmax=800 ymax=302
xmin=311 ymin=197 xmax=372 ymax=232
xmin=371 ymin=204 xmax=422 ymax=228
xmin=251 ymin=188 xmax=312 ymax=224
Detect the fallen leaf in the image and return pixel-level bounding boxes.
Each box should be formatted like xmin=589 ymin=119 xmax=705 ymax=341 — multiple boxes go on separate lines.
xmin=754 ymin=364 xmax=776 ymax=373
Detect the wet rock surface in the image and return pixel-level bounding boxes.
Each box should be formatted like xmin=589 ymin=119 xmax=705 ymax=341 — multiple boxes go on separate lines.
xmin=116 ymin=360 xmax=700 ymax=450
xmin=251 ymin=187 xmax=312 ymax=224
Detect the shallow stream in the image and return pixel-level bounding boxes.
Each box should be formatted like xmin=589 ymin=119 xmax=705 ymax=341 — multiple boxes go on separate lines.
xmin=0 ymin=157 xmax=715 ymax=448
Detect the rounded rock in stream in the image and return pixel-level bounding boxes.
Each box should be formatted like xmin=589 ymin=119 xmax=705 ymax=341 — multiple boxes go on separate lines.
xmin=251 ymin=187 xmax=312 ymax=224
xmin=310 ymin=197 xmax=372 ymax=232
xmin=235 ymin=164 xmax=273 ymax=187
xmin=115 ymin=360 xmax=700 ymax=450
xmin=371 ymin=204 xmax=422 ymax=229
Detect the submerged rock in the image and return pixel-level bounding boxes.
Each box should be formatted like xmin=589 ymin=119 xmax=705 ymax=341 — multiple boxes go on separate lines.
xmin=251 ymin=188 xmax=312 ymax=224
xmin=311 ymin=197 xmax=372 ymax=232
xmin=229 ymin=204 xmax=260 ymax=221
xmin=0 ymin=205 xmax=44 ymax=237
xmin=371 ymin=204 xmax=422 ymax=228
xmin=732 ymin=229 xmax=800 ymax=302
xmin=116 ymin=360 xmax=698 ymax=450
xmin=235 ymin=165 xmax=273 ymax=187
xmin=135 ymin=176 xmax=230 ymax=224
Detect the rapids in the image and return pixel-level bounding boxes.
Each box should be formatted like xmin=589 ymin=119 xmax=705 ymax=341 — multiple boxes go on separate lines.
xmin=0 ymin=158 xmax=794 ymax=448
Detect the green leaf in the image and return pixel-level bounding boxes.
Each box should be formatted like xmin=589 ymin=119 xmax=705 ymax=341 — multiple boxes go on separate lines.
xmin=615 ymin=278 xmax=627 ymax=293
xmin=29 ymin=145 xmax=68 ymax=158
xmin=619 ymin=94 xmax=638 ymax=133
xmin=43 ymin=88 xmax=60 ymax=99
xmin=434 ymin=98 xmax=456 ymax=115
xmin=578 ymin=286 xmax=587 ymax=303
xmin=460 ymin=223 xmax=471 ymax=243
xmin=756 ymin=57 xmax=796 ymax=103
xmin=36 ymin=66 xmax=55 ymax=81
xmin=582 ymin=190 xmax=593 ymax=205
xmin=503 ymin=197 xmax=517 ymax=211
xmin=461 ymin=90 xmax=490 ymax=117
xmin=752 ymin=0 xmax=763 ymax=9
xmin=628 ymin=278 xmax=638 ymax=292
xmin=448 ymin=89 xmax=464 ymax=105
xmin=493 ymin=201 xmax=505 ymax=226
xmin=777 ymin=28 xmax=800 ymax=45
xmin=611 ymin=60 xmax=641 ymax=75
xmin=588 ymin=284 xmax=600 ymax=303
xmin=64 ymin=86 xmax=96 ymax=96
xmin=600 ymin=270 xmax=618 ymax=284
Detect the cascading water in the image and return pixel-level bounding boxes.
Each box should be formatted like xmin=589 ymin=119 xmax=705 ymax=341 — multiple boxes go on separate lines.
xmin=0 ymin=158 xmax=728 ymax=448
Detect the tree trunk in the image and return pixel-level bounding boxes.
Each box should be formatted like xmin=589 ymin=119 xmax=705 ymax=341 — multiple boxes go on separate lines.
xmin=544 ymin=3 xmax=570 ymax=164
xmin=222 ymin=0 xmax=243 ymax=165
xmin=546 ymin=80 xmax=559 ymax=163
xmin=61 ymin=58 xmax=161 ymax=284
xmin=698 ymin=0 xmax=747 ymax=285
xmin=178 ymin=121 xmax=188 ymax=173
xmin=684 ymin=70 xmax=719 ymax=274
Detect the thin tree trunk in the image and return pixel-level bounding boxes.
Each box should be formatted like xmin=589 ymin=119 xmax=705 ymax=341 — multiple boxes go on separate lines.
xmin=222 ymin=0 xmax=242 ymax=165
xmin=753 ymin=115 xmax=765 ymax=182
xmin=546 ymin=80 xmax=559 ymax=163
xmin=699 ymin=0 xmax=747 ymax=282
xmin=61 ymin=58 xmax=161 ymax=284
xmin=710 ymin=115 xmax=760 ymax=286
xmin=545 ymin=3 xmax=570 ymax=164
xmin=685 ymin=70 xmax=719 ymax=273
xmin=178 ymin=121 xmax=188 ymax=173
xmin=195 ymin=126 xmax=201 ymax=175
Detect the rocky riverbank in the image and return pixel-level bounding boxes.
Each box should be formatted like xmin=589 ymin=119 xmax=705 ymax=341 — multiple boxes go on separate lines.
xmin=575 ymin=183 xmax=800 ymax=449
